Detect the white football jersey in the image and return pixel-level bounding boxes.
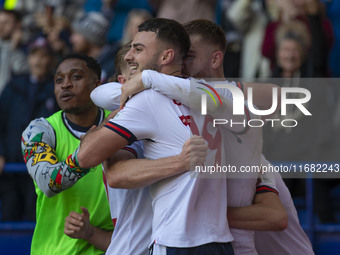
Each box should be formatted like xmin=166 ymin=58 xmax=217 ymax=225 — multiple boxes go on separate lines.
xmin=106 ymin=90 xmax=233 ymax=248
xmin=254 ymin=156 xmax=314 ymax=255
xmin=103 ymin=142 xmax=153 ymax=255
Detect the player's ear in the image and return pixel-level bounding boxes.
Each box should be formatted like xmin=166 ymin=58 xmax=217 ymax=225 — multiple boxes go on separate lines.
xmin=161 ymin=49 xmax=175 ymax=65
xmin=118 ymin=75 xmax=127 ymax=84
xmin=211 ymin=50 xmax=223 ymax=69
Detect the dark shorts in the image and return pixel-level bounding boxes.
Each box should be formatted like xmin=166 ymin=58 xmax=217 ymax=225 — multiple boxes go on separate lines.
xmin=150 ymin=242 xmax=234 ymax=255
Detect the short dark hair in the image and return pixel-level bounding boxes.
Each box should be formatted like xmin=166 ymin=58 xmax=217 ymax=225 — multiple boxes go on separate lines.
xmin=138 ymin=18 xmax=190 ymax=60
xmin=57 ymin=54 xmax=101 ymax=80
xmin=112 ymin=42 xmax=131 ymax=81
xmin=183 ymin=19 xmax=226 ymax=53
xmin=0 ymin=9 xmax=22 ymax=23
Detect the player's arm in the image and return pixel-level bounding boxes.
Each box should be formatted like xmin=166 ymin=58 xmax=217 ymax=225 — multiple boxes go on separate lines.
xmin=227 ymin=173 xmax=288 ymax=231
xmin=120 ymin=70 xmax=248 ymax=133
xmin=64 ymin=207 xmax=112 ymax=252
xmin=90 ymin=82 xmax=122 ymax=111
xmin=77 ymin=124 xmax=129 ymax=169
xmin=105 ymin=136 xmax=208 ymax=189
xmin=227 ymin=192 xmax=288 ymax=231
xmin=21 ymin=118 xmax=91 ymax=197
xmin=78 ymin=93 xmax=155 ymax=169
xmin=119 ymin=71 xmax=280 ymax=114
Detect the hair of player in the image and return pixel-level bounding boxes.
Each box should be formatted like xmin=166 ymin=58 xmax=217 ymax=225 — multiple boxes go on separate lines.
xmin=57 ymin=53 xmax=102 ymax=80
xmin=112 ymin=42 xmax=131 ymax=81
xmin=0 ymin=9 xmax=22 ymax=23
xmin=138 ymin=18 xmax=190 ymax=60
xmin=183 ymin=19 xmax=227 ymax=53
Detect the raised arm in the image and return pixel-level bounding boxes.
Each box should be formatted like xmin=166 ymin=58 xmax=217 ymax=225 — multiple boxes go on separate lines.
xmin=21 ymin=118 xmax=90 ymax=197
xmin=119 ymin=70 xmax=248 ymax=133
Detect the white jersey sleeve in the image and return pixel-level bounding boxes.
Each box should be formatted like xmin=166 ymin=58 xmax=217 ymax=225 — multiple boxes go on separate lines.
xmin=104 ymin=91 xmax=159 ymax=144
xmin=142 ymin=70 xmax=190 ymax=105
xmin=90 ymin=82 xmax=121 ymax=111
xmin=142 ymin=70 xmax=248 ymax=133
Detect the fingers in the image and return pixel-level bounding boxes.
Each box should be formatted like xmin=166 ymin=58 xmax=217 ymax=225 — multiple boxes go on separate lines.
xmin=64 ymin=213 xmax=82 ymax=237
xmin=81 ymin=207 xmax=90 ymax=219
xmin=180 ymin=136 xmax=208 ymax=170
xmin=64 ymin=210 xmax=88 ymax=238
xmin=119 ymin=87 xmax=129 ymax=109
xmin=189 ymin=136 xmax=208 ymax=167
xmin=65 ymin=211 xmax=84 ymax=228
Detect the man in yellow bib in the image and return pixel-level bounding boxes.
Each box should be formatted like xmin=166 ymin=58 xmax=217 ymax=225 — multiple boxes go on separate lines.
xmin=21 ymin=54 xmax=113 ymax=254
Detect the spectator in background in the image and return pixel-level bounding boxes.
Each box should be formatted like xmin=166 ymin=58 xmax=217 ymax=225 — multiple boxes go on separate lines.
xmin=46 ymin=20 xmax=72 ymax=62
xmin=84 ymin=0 xmax=153 ymax=43
xmin=226 ymin=0 xmax=276 ymax=78
xmin=13 ymin=0 xmax=85 ymax=43
xmin=322 ymin=0 xmax=340 ymax=77
xmin=70 ymin=12 xmax=119 ymax=83
xmin=0 ymin=9 xmax=29 ymax=95
xmin=121 ymin=8 xmax=152 ymax=45
xmin=149 ymin=0 xmax=217 ymax=24
xmin=30 ymin=2 xmax=73 ymax=61
xmin=262 ymin=20 xmax=337 ymax=223
xmin=272 ymin=20 xmax=312 ymax=78
xmin=0 ymin=37 xmax=58 ymax=221
xmin=262 ymin=0 xmax=333 ymax=77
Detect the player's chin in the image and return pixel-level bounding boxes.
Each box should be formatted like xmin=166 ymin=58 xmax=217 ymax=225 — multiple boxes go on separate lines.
xmin=63 ymin=106 xmax=82 ymax=114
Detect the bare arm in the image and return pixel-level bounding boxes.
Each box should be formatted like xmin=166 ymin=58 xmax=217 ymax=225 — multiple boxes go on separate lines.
xmin=77 ymin=125 xmax=128 ymax=169
xmin=64 ymin=207 xmax=112 ymax=252
xmin=227 ymin=191 xmax=288 ymax=231
xmin=105 ymin=136 xmax=208 ymax=189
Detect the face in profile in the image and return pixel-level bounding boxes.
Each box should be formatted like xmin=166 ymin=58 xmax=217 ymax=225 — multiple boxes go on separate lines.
xmin=124 ymin=31 xmax=164 ymax=75
xmin=54 ymin=58 xmax=98 ymax=113
xmin=277 ymin=38 xmax=303 ymax=75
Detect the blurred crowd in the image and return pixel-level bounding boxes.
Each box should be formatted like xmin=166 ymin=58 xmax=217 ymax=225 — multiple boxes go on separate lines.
xmin=0 ymin=0 xmax=339 ymax=223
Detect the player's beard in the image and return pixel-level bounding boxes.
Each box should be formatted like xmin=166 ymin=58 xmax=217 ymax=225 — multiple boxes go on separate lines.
xmin=139 ymin=51 xmax=162 ymax=73
xmin=63 ymin=107 xmax=82 ymax=114
xmin=140 ymin=62 xmax=160 ymax=73
xmin=63 ymin=103 xmax=94 ymax=115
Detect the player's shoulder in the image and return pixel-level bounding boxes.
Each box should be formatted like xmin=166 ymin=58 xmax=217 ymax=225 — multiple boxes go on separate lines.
xmin=126 ymin=89 xmax=171 ymax=107
xmin=22 ymin=117 xmax=55 ymax=144
xmin=91 ymin=82 xmax=121 ymax=111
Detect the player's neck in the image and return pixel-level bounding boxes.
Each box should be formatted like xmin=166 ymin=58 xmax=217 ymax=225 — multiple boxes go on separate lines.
xmin=160 ymin=64 xmax=182 ymax=77
xmin=64 ymin=106 xmax=99 ymax=128
xmin=160 ymin=68 xmax=182 ymax=76
xmin=212 ymin=67 xmax=225 ymax=79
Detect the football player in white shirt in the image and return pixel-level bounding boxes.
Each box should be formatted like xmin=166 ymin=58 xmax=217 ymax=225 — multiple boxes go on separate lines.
xmin=115 ymin=19 xmax=285 ymax=255
xmin=65 ymin=44 xmax=209 ymax=255
xmin=78 ymin=18 xmax=239 ymax=255
xmin=88 ymin=19 xmax=291 ymax=255
xmin=146 ymin=19 xmax=311 ymax=255
xmin=116 ymin=19 xmax=312 ymax=255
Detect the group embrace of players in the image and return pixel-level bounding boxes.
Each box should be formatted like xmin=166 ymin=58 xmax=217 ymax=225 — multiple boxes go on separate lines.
xmin=21 ymin=18 xmax=315 ymax=255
